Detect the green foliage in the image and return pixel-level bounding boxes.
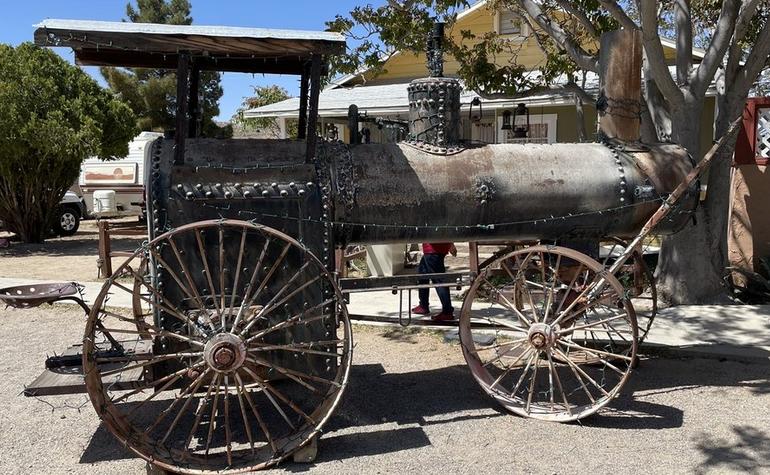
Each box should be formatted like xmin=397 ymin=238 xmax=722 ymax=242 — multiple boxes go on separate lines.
xmin=232 ymin=85 xmax=298 ymax=138
xmin=327 ymin=0 xmax=618 ymax=97
xmin=101 ymin=0 xmax=230 ymax=137
xmin=0 ymin=43 xmax=137 ymax=243
xmin=326 ymin=1 xmax=470 ymax=79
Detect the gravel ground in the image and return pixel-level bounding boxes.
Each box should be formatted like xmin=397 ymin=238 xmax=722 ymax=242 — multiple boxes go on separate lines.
xmin=0 ymin=305 xmax=768 ymax=475
xmin=0 ymin=220 xmax=143 ymax=283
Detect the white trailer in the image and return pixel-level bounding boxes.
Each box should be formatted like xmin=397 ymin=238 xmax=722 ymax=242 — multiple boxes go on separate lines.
xmin=78 ymin=131 xmax=162 ymax=218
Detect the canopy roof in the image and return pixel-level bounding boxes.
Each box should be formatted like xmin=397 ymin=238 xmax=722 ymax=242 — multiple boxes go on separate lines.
xmin=33 ymin=19 xmax=346 ymax=74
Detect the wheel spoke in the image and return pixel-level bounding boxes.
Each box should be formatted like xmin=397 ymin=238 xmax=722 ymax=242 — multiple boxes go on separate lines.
xmin=557 ymin=313 xmax=628 ymax=336
xmin=167 ymin=235 xmax=209 ymax=313
xmin=195 ymin=229 xmax=223 ymax=320
xmin=525 ymin=351 xmax=540 ymax=414
xmin=559 ymin=339 xmax=633 ymax=362
xmin=146 ymin=368 xmax=210 ymax=435
xmin=546 ymin=352 xmax=572 ymax=416
xmin=234 ymin=372 xmax=278 ymax=453
xmin=223 ymin=374 xmax=233 ymax=466
xmin=99 ymin=352 xmax=203 ymax=377
xmin=489 ymin=347 xmax=532 ymax=388
xmin=240 ymin=366 xmax=315 ymax=425
xmin=160 ymin=369 xmax=212 ymax=444
xmin=246 ymin=299 xmax=334 ymax=343
xmin=552 ymin=347 xmax=612 ymax=398
xmin=185 ymin=373 xmax=219 ymax=451
xmin=224 ymin=228 xmax=249 ymax=330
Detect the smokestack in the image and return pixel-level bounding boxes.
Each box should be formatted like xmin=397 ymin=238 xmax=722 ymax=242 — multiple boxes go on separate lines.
xmin=597 ymin=29 xmax=642 ymax=142
xmin=407 ymin=21 xmax=462 ymax=149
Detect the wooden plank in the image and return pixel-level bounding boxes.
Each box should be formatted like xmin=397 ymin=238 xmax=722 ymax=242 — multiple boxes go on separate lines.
xmin=24 ymin=340 xmax=153 ymax=397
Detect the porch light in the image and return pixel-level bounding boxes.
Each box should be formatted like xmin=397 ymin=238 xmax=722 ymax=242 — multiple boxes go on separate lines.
xmin=513 ymin=102 xmax=530 ymax=138
xmin=501 ymin=110 xmax=512 ymax=130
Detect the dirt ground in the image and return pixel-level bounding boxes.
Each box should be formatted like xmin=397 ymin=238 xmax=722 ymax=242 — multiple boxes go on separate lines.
xmin=0 ymin=304 xmax=768 ymax=475
xmin=0 ymin=219 xmax=144 ymax=283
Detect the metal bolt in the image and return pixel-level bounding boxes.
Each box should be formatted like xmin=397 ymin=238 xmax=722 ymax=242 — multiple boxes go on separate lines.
xmin=280 ymin=190 xmax=288 ymax=197
xmin=271 ymin=182 xmax=278 ymax=188
xmin=234 ymin=183 xmax=242 ymax=189
xmin=176 ymin=184 xmax=184 ymax=191
xmin=244 ymin=190 xmax=252 ymax=198
xmin=224 ymin=191 xmax=233 ymax=199
xmin=215 ymin=183 xmax=222 ymax=189
xmin=185 ymin=191 xmax=194 ymax=200
xmin=205 ymin=191 xmax=214 ymax=199
xmin=262 ymin=190 xmax=270 ymax=197
xmin=196 ymin=184 xmax=203 ymax=190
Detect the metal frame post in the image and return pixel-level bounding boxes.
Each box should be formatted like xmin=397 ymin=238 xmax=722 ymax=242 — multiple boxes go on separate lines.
xmin=305 ymin=54 xmax=322 ymax=164
xmin=174 ymin=54 xmax=191 ymax=165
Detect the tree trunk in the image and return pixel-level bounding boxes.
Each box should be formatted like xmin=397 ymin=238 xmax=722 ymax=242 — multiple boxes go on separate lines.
xmin=655 ymin=97 xmax=738 ymax=304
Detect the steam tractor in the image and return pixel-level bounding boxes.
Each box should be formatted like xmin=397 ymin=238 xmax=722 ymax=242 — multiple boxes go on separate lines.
xmin=0 ymin=19 xmax=720 ymax=474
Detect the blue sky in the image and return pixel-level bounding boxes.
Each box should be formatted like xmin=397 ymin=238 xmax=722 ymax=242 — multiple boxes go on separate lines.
xmin=2 ymin=1 xmax=381 ymax=121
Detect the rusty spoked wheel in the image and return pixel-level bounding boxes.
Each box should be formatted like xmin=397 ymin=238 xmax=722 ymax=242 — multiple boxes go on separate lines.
xmin=83 ymin=219 xmax=352 ymax=473
xmin=459 ymin=245 xmax=638 ymax=421
xmin=601 ymin=237 xmax=657 ymax=343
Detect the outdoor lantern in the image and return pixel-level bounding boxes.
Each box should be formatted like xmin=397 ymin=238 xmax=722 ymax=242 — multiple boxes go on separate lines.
xmin=469 ymin=97 xmax=483 ymax=123
xmin=513 ymin=102 xmax=530 ymax=138
xmin=501 ymin=110 xmax=512 ymax=130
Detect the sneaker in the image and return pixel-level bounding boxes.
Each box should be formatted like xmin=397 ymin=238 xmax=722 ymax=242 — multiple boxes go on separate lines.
xmin=431 ymin=310 xmax=455 ymax=322
xmin=411 ymin=305 xmax=430 ymax=315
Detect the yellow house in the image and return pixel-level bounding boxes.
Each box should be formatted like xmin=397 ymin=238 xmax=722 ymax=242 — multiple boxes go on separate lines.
xmin=246 ymin=0 xmax=715 ymax=151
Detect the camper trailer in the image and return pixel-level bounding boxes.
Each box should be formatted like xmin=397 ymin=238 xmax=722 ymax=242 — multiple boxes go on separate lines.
xmin=78 ymin=131 xmax=162 ymax=218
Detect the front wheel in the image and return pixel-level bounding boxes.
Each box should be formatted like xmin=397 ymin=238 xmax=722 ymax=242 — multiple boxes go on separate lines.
xmin=459 ymin=245 xmax=638 ymax=422
xmin=54 ymin=206 xmax=80 ymax=236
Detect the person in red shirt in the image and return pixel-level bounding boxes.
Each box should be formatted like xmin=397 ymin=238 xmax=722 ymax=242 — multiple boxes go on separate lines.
xmin=412 ymin=242 xmax=457 ymax=321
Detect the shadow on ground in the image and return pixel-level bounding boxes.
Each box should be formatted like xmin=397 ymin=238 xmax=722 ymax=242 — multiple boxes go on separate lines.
xmin=78 ymin=354 xmax=770 ymax=469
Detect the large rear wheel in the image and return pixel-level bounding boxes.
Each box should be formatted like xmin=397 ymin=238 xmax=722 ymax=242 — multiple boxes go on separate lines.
xmin=83 ymin=220 xmax=352 ymax=473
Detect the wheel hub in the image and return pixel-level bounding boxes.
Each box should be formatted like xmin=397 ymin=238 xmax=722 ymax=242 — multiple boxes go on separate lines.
xmin=528 ymin=323 xmax=557 ymax=350
xmin=204 ymin=333 xmax=247 ymax=373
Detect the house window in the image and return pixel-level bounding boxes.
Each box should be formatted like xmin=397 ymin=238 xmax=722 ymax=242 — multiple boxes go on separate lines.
xmin=497 ymin=10 xmax=523 ymax=36
xmin=496 ymin=113 xmax=558 ymax=144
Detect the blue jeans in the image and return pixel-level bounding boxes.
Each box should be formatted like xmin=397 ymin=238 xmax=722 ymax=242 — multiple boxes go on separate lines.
xmin=418 ymin=253 xmax=453 ymax=313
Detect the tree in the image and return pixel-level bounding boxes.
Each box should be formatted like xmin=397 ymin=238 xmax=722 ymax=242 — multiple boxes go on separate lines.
xmin=101 ymin=0 xmax=230 ymax=137
xmin=0 ymin=43 xmax=137 ymax=243
xmin=232 ymin=85 xmax=298 ymax=138
xmin=329 ymin=0 xmax=770 ymax=304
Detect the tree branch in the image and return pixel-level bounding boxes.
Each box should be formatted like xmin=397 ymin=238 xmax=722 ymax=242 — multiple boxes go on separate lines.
xmin=691 ymin=0 xmax=741 ymax=97
xmin=516 ymin=0 xmax=599 ymax=72
xmin=734 ymin=17 xmax=770 ymax=95
xmin=553 ymin=0 xmax=598 ymax=38
xmin=674 ymin=0 xmax=692 ymax=86
xmin=599 ymin=0 xmax=638 ymax=30
xmin=640 ymin=0 xmax=683 ymax=105
xmin=734 ymin=0 xmax=763 ymax=44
